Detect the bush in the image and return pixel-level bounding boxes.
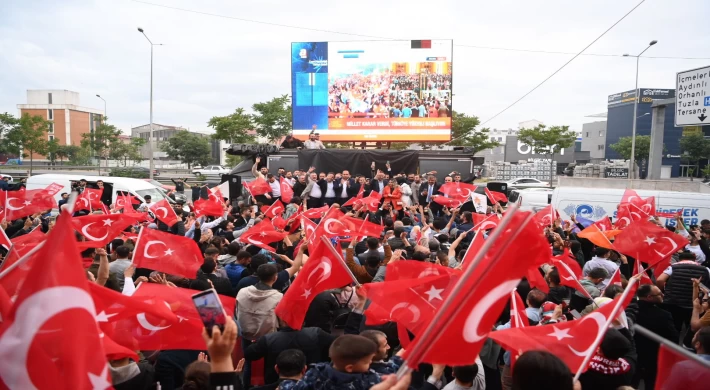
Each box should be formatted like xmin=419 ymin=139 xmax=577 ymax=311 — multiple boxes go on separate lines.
xmin=110 ymin=167 xmax=149 ymax=178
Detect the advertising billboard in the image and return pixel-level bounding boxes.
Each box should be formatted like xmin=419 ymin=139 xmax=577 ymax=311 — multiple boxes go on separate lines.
xmin=291 ymin=40 xmax=453 ymax=142
xmin=503 ymin=136 xmax=575 ymax=163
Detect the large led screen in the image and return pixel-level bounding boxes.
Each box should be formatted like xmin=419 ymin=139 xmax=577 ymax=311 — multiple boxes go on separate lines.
xmin=291 ymin=40 xmax=453 ymax=142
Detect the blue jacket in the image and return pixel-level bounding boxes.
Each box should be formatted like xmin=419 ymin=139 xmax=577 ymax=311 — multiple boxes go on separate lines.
xmin=224 ymin=263 xmax=248 ymax=288
xmin=290 ymin=363 xmax=381 ymax=390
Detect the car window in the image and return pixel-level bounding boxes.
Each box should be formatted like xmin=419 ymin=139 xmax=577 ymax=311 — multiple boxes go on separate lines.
xmin=136 ymin=188 xmax=168 ymax=203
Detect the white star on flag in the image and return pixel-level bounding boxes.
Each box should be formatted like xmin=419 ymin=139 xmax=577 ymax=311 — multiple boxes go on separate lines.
xmin=260 ymin=231 xmax=268 ymax=237
xmin=102 ymin=219 xmax=113 ymax=226
xmin=88 ymin=365 xmax=112 ymax=390
xmin=302 ymin=289 xmax=312 ymax=299
xmin=164 ymin=248 xmax=174 ymax=256
xmin=23 ymin=200 xmax=32 ymax=206
xmin=424 ymin=285 xmax=444 ymax=301
xmin=644 ymin=236 xmax=656 ymax=245
xmin=95 ymin=311 xmax=118 ymax=322
xmin=547 ymin=326 xmax=573 ymax=341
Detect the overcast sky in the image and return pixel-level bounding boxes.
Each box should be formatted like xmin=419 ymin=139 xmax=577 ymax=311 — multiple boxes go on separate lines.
xmin=1 ymin=0 xmax=708 ymax=136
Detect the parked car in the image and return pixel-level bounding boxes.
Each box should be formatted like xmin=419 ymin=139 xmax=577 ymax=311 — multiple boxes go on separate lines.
xmin=110 ymin=166 xmax=159 ymax=178
xmin=0 ymin=174 xmax=13 ymax=182
xmin=505 ymin=178 xmax=550 ymax=188
xmin=192 ymin=165 xmax=230 ymax=176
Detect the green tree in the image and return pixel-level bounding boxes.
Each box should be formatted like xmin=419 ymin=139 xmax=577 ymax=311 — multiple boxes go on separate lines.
xmin=160 ymin=131 xmax=212 ymax=169
xmin=418 ymin=111 xmax=499 ymax=152
xmin=225 ymin=154 xmax=244 ymax=167
xmin=2 ymin=112 xmax=50 ymax=174
xmin=54 ymin=144 xmax=76 ymax=165
xmin=208 ymin=108 xmax=255 ymax=143
xmin=517 ymin=124 xmax=577 ymax=184
xmin=108 ymin=137 xmax=146 ymax=166
xmin=68 ymin=145 xmax=92 ymax=166
xmin=252 ymin=95 xmax=292 ymax=142
xmin=46 ymin=138 xmax=59 ymax=167
xmin=609 ymin=135 xmax=652 ymax=162
xmin=680 ymin=132 xmax=709 ymax=180
xmin=81 ymin=121 xmax=121 ymax=174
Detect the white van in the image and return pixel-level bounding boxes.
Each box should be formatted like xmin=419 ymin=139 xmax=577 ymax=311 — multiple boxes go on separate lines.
xmin=551 ymin=186 xmax=710 ymax=229
xmin=26 ymin=174 xmax=173 ymax=207
xmin=508 ymin=188 xmax=553 ymax=212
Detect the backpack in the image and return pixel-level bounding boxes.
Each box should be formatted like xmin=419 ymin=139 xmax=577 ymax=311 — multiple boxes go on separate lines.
xmin=330 ymin=289 xmax=354 ymax=333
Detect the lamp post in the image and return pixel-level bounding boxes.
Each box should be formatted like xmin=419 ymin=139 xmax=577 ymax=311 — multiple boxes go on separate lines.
xmin=623 ymin=39 xmax=657 ymax=185
xmin=95 ymin=94 xmax=106 ymax=121
xmin=137 ymin=27 xmax=163 ymax=180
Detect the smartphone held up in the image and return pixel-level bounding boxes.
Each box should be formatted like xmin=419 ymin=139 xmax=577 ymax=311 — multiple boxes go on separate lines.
xmin=192 ymin=289 xmax=228 ymax=337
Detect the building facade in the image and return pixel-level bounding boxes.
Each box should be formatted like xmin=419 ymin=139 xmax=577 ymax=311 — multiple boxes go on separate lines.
xmin=604 ymin=88 xmax=681 ymax=176
xmin=16 ymin=89 xmax=104 ymax=160
xmin=581 ymin=118 xmax=607 ymax=160
xmin=131 ymin=124 xmax=188 ymax=159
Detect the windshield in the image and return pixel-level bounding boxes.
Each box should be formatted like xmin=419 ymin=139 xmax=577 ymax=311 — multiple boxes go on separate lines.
xmin=136 ymin=188 xmax=169 ymax=203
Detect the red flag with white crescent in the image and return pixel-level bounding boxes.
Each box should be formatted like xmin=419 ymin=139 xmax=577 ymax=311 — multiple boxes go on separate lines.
xmin=132 ymin=227 xmax=204 ymax=279
xmin=149 ymin=199 xmax=180 ymax=227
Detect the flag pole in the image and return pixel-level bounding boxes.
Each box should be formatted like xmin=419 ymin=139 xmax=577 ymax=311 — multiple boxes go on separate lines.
xmin=131 ymin=226 xmax=147 ymax=265
xmin=634 ymin=324 xmax=710 ymax=368
xmin=320 ymin=236 xmax=360 ymax=288
xmin=395 ymin=205 xmax=524 ymax=378
xmin=572 ymin=275 xmax=640 ymax=380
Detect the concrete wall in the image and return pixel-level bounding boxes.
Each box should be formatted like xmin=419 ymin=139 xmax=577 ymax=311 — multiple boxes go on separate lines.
xmin=558 ymin=176 xmax=710 ymax=193
xmin=27 ymin=90 xmax=80 ymax=105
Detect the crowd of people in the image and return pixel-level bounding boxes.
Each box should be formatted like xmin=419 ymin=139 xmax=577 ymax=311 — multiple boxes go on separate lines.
xmin=1 ymin=161 xmax=710 ymax=390
xmin=328 ymin=71 xmax=452 ymax=119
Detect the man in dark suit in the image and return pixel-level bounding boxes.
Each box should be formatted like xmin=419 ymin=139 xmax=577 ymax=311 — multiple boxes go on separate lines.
xmin=338 ymin=170 xmax=357 ymax=204
xmin=632 ymin=284 xmax=679 ymax=389
xmin=370 ymin=170 xmax=389 ymax=194
xmin=420 ymin=175 xmax=443 ymax=215
xmin=319 ymin=173 xmax=342 ymax=206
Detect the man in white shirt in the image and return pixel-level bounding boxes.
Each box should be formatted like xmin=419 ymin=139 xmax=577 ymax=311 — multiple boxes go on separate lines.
xmin=303 ymin=127 xmax=325 ymax=150
xmin=266 ymin=174 xmax=281 ymax=204
xmin=323 ymin=173 xmax=340 ymax=206
xmin=108 ymin=246 xmax=133 ymax=290
xmin=583 ymin=247 xmax=620 ymax=286
xmin=302 ymin=172 xmax=323 ymax=208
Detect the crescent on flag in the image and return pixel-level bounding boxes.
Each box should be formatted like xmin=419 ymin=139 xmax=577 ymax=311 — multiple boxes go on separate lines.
xmin=390 ymin=302 xmax=421 ymax=322
xmin=307 ymin=259 xmax=333 ymax=287
xmin=567 ymin=312 xmax=607 ymax=357
xmin=462 ymin=279 xmax=520 ymax=343
xmin=81 ymin=222 xmax=109 ymax=242
xmin=143 ymin=240 xmax=166 ymax=259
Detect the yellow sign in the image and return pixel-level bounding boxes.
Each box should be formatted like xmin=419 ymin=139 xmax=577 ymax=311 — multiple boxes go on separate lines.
xmin=683 ymin=126 xmax=701 ymax=136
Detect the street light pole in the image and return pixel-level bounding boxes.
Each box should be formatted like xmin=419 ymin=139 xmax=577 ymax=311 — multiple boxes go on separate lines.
xmin=624 ymin=40 xmax=657 ymax=186
xmin=95 ymin=94 xmax=106 ymax=120
xmin=138 ymin=27 xmax=162 ymax=180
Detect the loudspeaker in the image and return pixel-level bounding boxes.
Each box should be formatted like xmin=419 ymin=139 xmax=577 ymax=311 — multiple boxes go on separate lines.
xmin=221 ymin=174 xmax=242 ymax=201
xmin=225 ymin=143 xmax=280 ymax=156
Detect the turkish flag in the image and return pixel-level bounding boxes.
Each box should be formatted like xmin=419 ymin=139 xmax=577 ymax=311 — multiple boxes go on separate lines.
xmin=244 ymin=177 xmax=272 ymax=197
xmin=632 ymin=259 xmax=653 ymax=285
xmin=101 ymin=331 xmax=140 ymax=363
xmin=312 ymin=208 xmax=347 ymax=238
xmin=301 ymin=205 xmax=329 ymax=219
xmin=272 ymin=215 xmax=287 ymax=231
xmin=490 ymin=293 xmax=634 ymax=374
xmin=526 ymin=266 xmax=549 ymax=293
xmin=354 ymin=191 xmax=382 ymax=212
xmin=608 ymin=268 xmax=622 ymax=287
xmin=613 ymin=220 xmax=689 ymax=271
xmin=280 ymin=178 xmax=294 ymax=203
xmin=577 ymin=224 xmax=620 ymax=250
xmin=4 ymin=187 xmax=56 ymax=220
xmin=349 ymin=215 xmax=383 ymax=238
xmin=472 ymin=213 xmax=501 ymax=232
xmin=261 ymin=199 xmax=285 ymax=219
xmin=510 ymin=289 xmax=529 ymax=328
xmin=239 ymin=220 xmax=288 ymax=252
xmin=620 ymin=189 xmax=655 ymax=217
xmin=432 ymin=196 xmax=464 ymax=208
xmin=109 ymin=283 xmax=235 ymax=351
xmin=594 ymin=217 xmax=613 ymax=232
xmin=72 ymin=213 xmax=139 ymax=249
xmin=552 ymin=255 xmax=591 ymax=299
xmin=89 ymin=282 xmax=177 ymax=325
xmin=0 ymin=227 xmax=46 ymax=298
xmin=654 ymin=343 xmax=710 ymax=389
xmin=404 ymin=210 xmax=551 ymax=366
xmin=149 ymin=199 xmax=180 ymax=227
xmin=302 ymin=218 xmax=318 ymax=240
xmin=0 ymin=190 xmax=5 ymax=222
xmin=440 ymin=183 xmax=477 ymax=200
xmin=275 ymin=237 xmax=354 ymax=329
xmin=132 ymin=227 xmax=204 ymax=279
xmin=76 ymin=188 xmax=104 ymax=211
xmin=115 ymin=193 xmax=140 ymax=211
xmin=364 ymin=261 xmax=460 ymax=327
xmin=0 ymin=226 xmax=10 ymax=252
xmin=484 ymin=188 xmax=508 ymax=204
xmin=552 ymin=248 xmax=583 ymax=279
xmin=194 ymin=197 xmax=223 ymax=218
xmin=343 ymin=185 xmax=365 ymax=207
xmin=533 ymin=205 xmax=559 ymax=228
xmin=363 ymin=274 xmax=455 ymax=334
xmin=0 ymin=209 xmax=112 ymax=389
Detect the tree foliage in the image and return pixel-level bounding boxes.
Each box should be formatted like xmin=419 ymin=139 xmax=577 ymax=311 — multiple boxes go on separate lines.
xmin=109 ymin=137 xmax=146 ymax=166
xmin=518 ymin=124 xmax=577 ymax=184
xmin=252 ymin=95 xmax=292 ymax=143
xmin=680 ymin=132 xmax=710 ymax=179
xmin=1 ymin=112 xmax=50 ymax=173
xmin=80 ymin=121 xmax=121 ymax=173
xmin=46 ymin=138 xmax=59 ymax=165
xmin=418 ymin=111 xmax=499 ymax=152
xmin=609 ymin=135 xmax=653 ymax=162
xmin=208 ymin=108 xmax=255 ymax=143
xmin=160 ymin=130 xmax=212 ymax=169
